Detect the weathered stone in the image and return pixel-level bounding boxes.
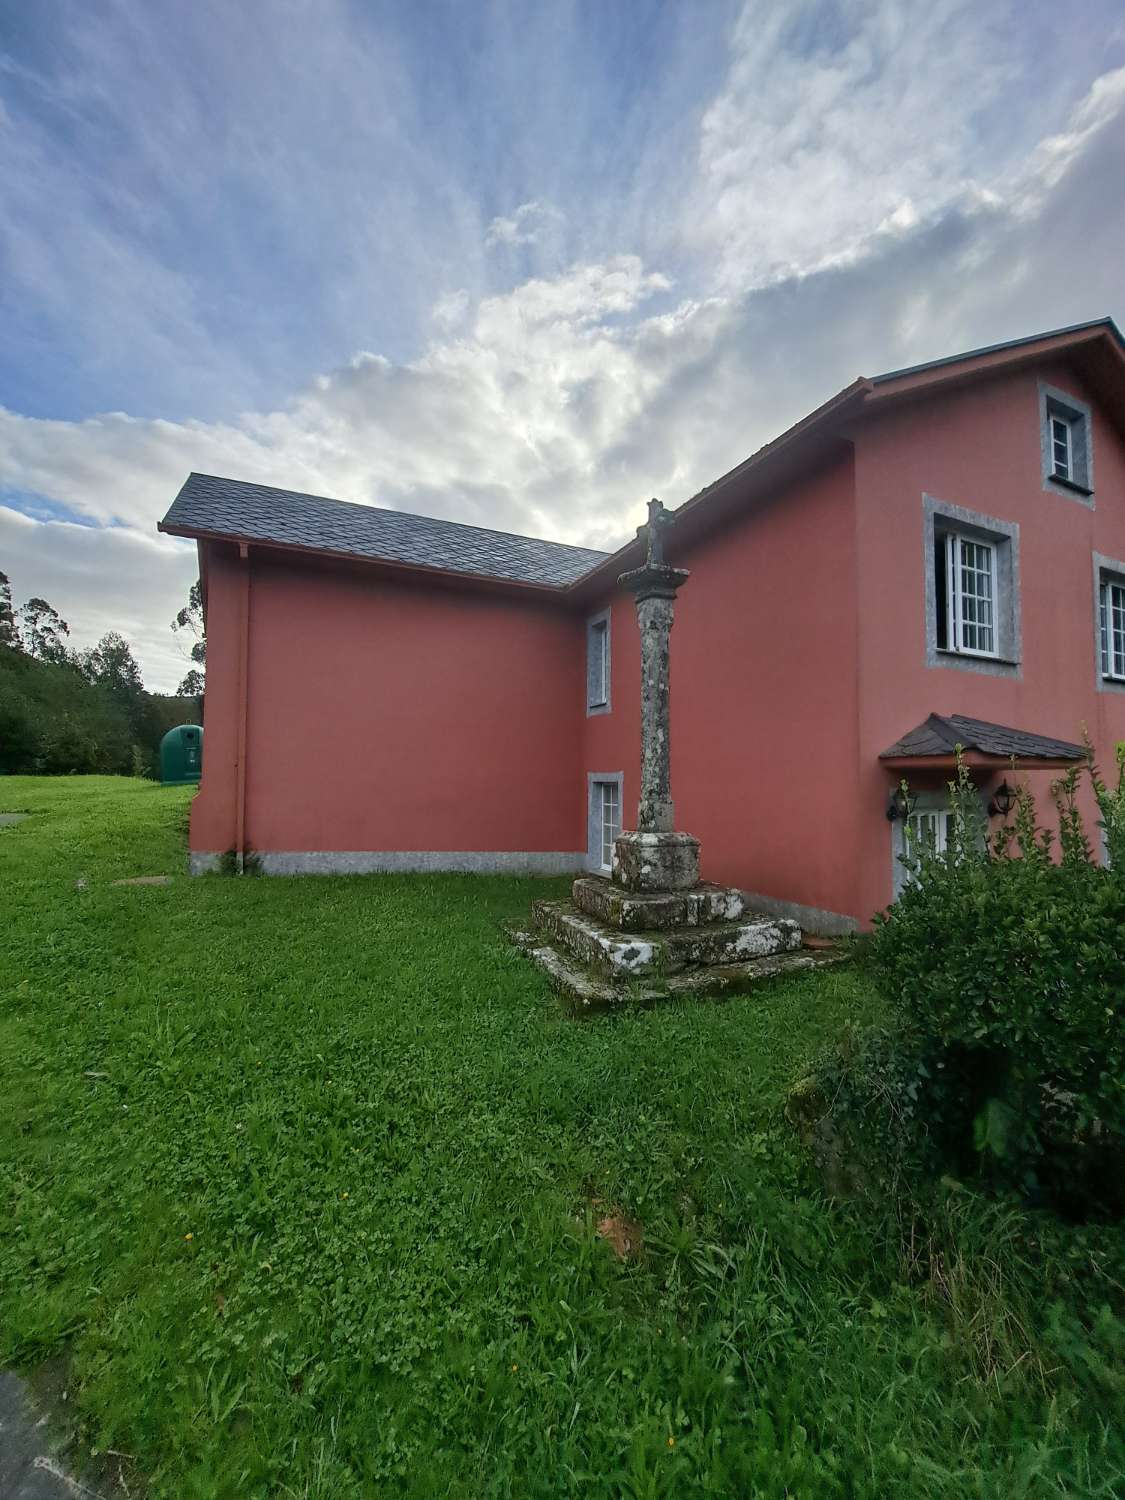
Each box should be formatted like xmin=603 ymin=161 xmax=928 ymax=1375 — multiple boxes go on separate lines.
xmin=532 ymin=899 xmax=801 ymax=980
xmin=618 ymin=498 xmax=690 ymax=836
xmin=532 ymin=900 xmax=659 ymax=978
xmin=514 ymin=936 xmax=845 ymax=1011
xmin=572 ymin=876 xmax=744 ymax=929
xmin=612 ymin=830 xmax=699 ymax=892
xmin=662 ymin=916 xmax=801 ymax=969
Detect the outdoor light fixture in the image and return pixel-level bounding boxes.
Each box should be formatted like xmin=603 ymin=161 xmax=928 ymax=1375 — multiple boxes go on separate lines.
xmin=885 ymin=784 xmax=917 ymax=822
xmin=989 ymin=780 xmax=1016 ymax=819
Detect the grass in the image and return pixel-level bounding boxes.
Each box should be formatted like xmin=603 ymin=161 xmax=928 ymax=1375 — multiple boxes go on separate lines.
xmin=0 ymin=777 xmax=1122 ymax=1497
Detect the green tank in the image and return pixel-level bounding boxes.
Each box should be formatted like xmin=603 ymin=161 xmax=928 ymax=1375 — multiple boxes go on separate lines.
xmin=160 ymin=723 xmax=203 ymax=786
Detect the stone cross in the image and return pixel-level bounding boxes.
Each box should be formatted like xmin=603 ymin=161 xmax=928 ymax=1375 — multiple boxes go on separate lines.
xmin=618 ymin=500 xmax=690 ymax=835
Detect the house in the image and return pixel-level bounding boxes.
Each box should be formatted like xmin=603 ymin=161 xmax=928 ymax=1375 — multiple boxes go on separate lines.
xmin=158 ymin=318 xmax=1125 ymax=931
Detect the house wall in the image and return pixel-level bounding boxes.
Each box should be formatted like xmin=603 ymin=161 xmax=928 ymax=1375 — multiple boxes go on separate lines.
xmin=189 ymin=546 xmax=586 ymax=870
xmin=582 ymin=450 xmax=862 ymax=927
xmin=852 ymin=359 xmax=1125 ymax=920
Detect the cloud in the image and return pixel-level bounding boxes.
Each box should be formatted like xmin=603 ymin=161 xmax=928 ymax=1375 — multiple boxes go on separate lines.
xmin=485 ymin=200 xmax=564 ymax=249
xmin=1 ymin=3 xmax=1123 ymax=689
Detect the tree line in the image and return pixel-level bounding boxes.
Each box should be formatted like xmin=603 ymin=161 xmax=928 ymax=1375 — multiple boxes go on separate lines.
xmin=0 ymin=571 xmax=203 ymax=777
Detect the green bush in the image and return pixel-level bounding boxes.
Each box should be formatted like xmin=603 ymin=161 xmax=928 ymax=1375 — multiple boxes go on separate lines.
xmin=862 ymin=757 xmax=1124 ymax=1213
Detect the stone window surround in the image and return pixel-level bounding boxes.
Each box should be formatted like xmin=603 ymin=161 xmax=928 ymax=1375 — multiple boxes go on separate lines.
xmin=1093 ymin=551 xmax=1125 ymax=696
xmin=923 ymin=494 xmax=1021 ymax=680
xmin=586 ymin=771 xmax=623 ymax=873
xmin=1039 ymin=381 xmax=1094 ymax=504
xmin=586 ymin=606 xmax=611 ymax=716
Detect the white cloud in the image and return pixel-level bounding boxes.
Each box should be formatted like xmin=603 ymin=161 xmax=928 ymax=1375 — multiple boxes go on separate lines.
xmin=485 ymin=200 xmax=564 ymax=249
xmin=1 ymin=8 xmax=1123 ymax=690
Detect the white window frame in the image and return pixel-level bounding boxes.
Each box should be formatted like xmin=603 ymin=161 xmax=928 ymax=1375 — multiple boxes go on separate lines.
xmin=587 ymin=773 xmax=623 ymax=873
xmin=598 ymin=780 xmax=620 ymax=872
xmin=1099 ymin=574 xmax=1125 ymax=681
xmin=940 ymin=528 xmax=999 ymax=659
xmin=1050 ymin=413 xmax=1073 ymax=482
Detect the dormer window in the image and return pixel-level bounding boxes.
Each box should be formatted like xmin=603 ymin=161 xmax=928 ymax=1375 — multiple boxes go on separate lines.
xmin=1040 ymin=383 xmax=1093 ymax=500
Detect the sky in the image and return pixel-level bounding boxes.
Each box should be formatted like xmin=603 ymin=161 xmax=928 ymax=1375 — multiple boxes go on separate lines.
xmin=1 ymin=0 xmax=1124 ymax=690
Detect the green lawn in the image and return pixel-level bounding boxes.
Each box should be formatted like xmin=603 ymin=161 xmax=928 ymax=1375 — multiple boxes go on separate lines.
xmin=0 ymin=778 xmax=1121 ymax=1498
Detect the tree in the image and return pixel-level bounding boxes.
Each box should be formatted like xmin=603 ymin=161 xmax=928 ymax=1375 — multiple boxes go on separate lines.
xmin=0 ymin=572 xmax=19 ymax=650
xmin=17 ymin=596 xmax=72 ymax=665
xmin=176 ymin=667 xmax=206 ymax=697
xmin=82 ymin=631 xmax=145 ymax=700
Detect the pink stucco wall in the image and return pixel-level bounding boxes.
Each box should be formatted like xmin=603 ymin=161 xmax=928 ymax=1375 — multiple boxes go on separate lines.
xmin=191 ymin=353 xmax=1125 ymax=926
xmin=191 ymin=550 xmax=584 ymax=859
xmin=852 ymin=359 xmax=1125 ymax=919
xmin=582 ymin=450 xmax=861 ymax=919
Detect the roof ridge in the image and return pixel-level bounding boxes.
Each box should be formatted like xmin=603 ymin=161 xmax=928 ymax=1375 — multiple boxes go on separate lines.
xmin=185 ymin=472 xmax=610 ymax=560
xmin=870 ymin=317 xmax=1123 ymax=386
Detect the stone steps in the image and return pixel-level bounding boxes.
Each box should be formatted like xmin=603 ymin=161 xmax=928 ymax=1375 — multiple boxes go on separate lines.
xmin=505 ymin=925 xmax=844 ymax=1011
xmin=532 ymin=898 xmax=800 ymax=980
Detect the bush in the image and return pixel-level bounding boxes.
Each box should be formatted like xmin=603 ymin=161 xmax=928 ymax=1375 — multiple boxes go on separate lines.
xmin=824 ymin=755 xmax=1125 ymax=1217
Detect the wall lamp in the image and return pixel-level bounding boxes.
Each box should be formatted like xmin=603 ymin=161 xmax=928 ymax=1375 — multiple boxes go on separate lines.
xmin=885 ymin=784 xmax=917 ymax=822
xmin=988 ymin=780 xmax=1016 ymax=819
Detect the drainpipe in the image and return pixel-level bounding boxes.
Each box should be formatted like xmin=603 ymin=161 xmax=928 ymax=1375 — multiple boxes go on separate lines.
xmin=234 ymin=542 xmax=251 ymax=874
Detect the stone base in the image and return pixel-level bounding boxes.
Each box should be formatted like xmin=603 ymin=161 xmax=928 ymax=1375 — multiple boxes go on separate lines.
xmin=505 ymin=924 xmax=843 ymax=1011
xmin=612 ymin=831 xmax=700 ymax=892
xmin=532 ymin=898 xmax=800 ymax=980
xmin=572 ymin=876 xmax=743 ymax=930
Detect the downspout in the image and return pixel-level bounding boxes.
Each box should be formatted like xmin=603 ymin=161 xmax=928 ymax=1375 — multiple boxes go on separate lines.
xmin=234 ymin=542 xmax=251 ymax=874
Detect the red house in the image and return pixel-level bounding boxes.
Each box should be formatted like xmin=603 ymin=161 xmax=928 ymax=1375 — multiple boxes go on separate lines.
xmin=159 ymin=319 xmax=1125 ymax=932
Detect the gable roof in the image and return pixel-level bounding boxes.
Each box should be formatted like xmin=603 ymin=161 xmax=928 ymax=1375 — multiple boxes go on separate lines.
xmin=159 ymin=319 xmax=1124 ymax=595
xmin=880 ymin=713 xmax=1086 ymax=766
xmin=159 ymin=473 xmax=608 ymax=588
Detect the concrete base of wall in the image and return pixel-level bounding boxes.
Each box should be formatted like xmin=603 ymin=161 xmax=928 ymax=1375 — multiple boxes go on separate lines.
xmin=188 ymin=850 xmax=587 ymax=877
xmin=739 ymin=889 xmax=858 ymax=938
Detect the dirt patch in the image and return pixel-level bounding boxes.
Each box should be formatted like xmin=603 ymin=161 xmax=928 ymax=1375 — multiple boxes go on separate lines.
xmin=596 ymin=1212 xmax=644 ymax=1261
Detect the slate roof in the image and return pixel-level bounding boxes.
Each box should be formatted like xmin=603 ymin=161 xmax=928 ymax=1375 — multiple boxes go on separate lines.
xmin=159 ymin=473 xmax=609 ymax=588
xmin=880 ymin=714 xmax=1086 ymax=763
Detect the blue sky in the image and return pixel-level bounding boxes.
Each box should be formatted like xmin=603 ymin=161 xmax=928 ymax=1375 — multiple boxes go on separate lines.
xmin=1 ymin=0 xmax=1124 ymax=687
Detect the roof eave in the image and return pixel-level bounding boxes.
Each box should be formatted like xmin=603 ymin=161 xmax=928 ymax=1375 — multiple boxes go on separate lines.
xmin=157 ymin=521 xmax=576 ymax=598
xmin=879 ymin=751 xmax=1085 ymax=772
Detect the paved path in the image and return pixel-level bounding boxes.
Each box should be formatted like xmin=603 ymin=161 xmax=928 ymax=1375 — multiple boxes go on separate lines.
xmin=0 ymin=1372 xmax=101 ymax=1499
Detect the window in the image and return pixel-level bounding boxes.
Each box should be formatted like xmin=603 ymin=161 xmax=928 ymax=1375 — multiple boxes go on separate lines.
xmin=1051 ymin=413 xmax=1073 ymax=482
xmin=588 ymin=774 xmax=623 ymax=872
xmin=891 ymin=790 xmax=981 ymax=898
xmin=1040 ymin=384 xmax=1093 ymax=498
xmin=935 ymin=529 xmax=998 ymax=657
xmin=924 ymin=496 xmax=1019 ymax=676
xmin=1099 ymin=573 xmax=1125 ymax=681
xmin=598 ymin=779 xmax=620 ymax=871
xmin=906 ymin=808 xmax=950 ymax=856
xmin=586 ymin=609 xmax=610 ymax=714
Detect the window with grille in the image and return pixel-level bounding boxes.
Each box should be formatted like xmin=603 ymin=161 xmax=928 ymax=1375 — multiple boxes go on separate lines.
xmin=598 ymin=780 xmax=620 ymax=871
xmin=1099 ymin=575 xmax=1125 ymax=681
xmin=935 ymin=530 xmax=998 ymax=657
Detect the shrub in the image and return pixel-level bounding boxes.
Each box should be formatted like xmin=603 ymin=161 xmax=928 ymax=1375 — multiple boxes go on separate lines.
xmin=858 ymin=756 xmax=1125 ymax=1214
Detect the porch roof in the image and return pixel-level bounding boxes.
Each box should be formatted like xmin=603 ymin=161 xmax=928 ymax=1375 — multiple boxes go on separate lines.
xmin=879 ymin=713 xmax=1086 ymax=772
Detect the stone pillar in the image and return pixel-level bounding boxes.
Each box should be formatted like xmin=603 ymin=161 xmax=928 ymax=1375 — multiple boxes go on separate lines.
xmin=613 ymin=501 xmax=700 ymax=892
